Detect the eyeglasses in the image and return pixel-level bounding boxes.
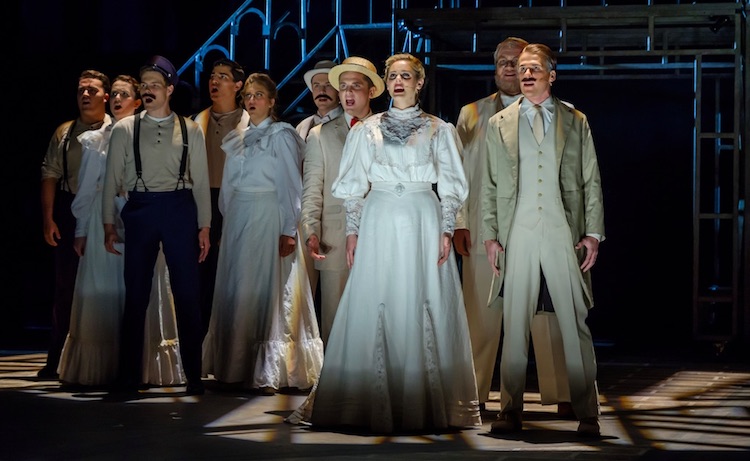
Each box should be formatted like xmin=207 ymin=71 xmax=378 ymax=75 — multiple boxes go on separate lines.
xmin=139 ymin=82 xmax=165 ymax=91
xmin=497 ymin=59 xmax=519 ymax=69
xmin=77 ymin=86 xmax=102 ymax=96
xmin=243 ymin=92 xmax=266 ymax=100
xmin=111 ymin=91 xmax=133 ymax=99
xmin=518 ymin=65 xmax=546 ymax=75
xmin=386 ymin=71 xmax=414 ymax=81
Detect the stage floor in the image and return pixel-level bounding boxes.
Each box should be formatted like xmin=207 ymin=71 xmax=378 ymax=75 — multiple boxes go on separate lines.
xmin=1 ymin=351 xmax=748 ymax=461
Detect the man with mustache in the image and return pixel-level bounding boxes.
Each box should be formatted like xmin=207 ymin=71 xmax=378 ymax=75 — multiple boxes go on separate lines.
xmin=190 ymin=58 xmax=249 ymax=337
xmin=296 ymin=59 xmax=344 ymax=323
xmin=103 ymin=55 xmax=211 ymax=396
xmin=39 ymin=69 xmax=111 ymax=380
xmin=482 ymin=43 xmax=605 ymax=436
xmin=455 ymin=37 xmax=574 ymax=418
xmin=296 ymin=60 xmax=343 ymax=141
xmin=299 ymin=56 xmax=381 ymax=346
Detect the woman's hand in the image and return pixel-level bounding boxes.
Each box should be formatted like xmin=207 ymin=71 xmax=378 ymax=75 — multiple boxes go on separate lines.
xmin=279 ymin=235 xmax=296 ymax=257
xmin=345 ymin=234 xmax=358 ymax=269
xmin=438 ymin=233 xmax=452 ymax=266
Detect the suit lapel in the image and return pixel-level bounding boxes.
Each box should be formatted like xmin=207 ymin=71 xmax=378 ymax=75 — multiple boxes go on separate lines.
xmin=554 ymin=97 xmax=573 ymax=165
xmin=498 ymin=99 xmax=522 ymax=166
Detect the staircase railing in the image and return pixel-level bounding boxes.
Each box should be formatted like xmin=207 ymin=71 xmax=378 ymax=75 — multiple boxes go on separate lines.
xmin=176 ymin=0 xmax=406 ymax=117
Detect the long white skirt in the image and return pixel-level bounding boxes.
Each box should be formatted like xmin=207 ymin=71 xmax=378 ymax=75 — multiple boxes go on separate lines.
xmin=202 ymin=190 xmax=323 ymax=389
xmin=59 ymin=194 xmax=185 ymax=386
xmin=288 ymin=183 xmax=481 ymax=433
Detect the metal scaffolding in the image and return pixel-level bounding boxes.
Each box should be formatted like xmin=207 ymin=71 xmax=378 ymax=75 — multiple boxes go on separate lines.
xmin=179 ymin=0 xmax=748 ymax=349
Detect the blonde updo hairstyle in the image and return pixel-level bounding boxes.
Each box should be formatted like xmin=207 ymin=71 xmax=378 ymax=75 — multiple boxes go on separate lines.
xmin=242 ymin=72 xmax=279 ymax=121
xmin=383 ymin=53 xmax=426 ymax=104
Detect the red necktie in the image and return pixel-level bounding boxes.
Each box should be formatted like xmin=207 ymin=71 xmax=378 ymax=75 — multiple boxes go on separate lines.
xmin=350 ymin=117 xmax=359 ymax=128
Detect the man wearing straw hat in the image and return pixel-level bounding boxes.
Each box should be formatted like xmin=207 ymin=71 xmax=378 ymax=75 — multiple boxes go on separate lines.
xmin=299 ymin=56 xmax=384 ymax=345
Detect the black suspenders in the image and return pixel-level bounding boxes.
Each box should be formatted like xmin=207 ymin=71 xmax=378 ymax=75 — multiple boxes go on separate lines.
xmin=133 ymin=113 xmax=189 ymax=192
xmin=60 ymin=120 xmax=77 ymax=192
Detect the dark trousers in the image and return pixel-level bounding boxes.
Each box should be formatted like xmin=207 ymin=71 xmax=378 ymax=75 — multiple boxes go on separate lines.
xmin=119 ymin=189 xmax=203 ymax=384
xmin=45 ymin=190 xmax=79 ymax=372
xmin=198 ymin=187 xmax=222 ymax=337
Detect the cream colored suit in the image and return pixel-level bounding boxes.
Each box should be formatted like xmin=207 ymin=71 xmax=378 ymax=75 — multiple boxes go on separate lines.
xmin=455 ymin=92 xmax=507 ymax=403
xmin=482 ymin=96 xmax=605 ymax=420
xmin=300 ymin=113 xmax=351 ymax=344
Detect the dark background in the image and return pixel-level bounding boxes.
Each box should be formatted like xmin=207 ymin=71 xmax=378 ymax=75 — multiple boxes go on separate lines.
xmin=4 ymin=1 xmax=739 ymax=362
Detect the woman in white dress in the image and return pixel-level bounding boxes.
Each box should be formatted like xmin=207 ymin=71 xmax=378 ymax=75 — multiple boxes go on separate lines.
xmin=286 ymin=53 xmax=481 ymax=433
xmin=202 ymin=73 xmax=324 ymax=394
xmin=58 ymin=75 xmax=185 ymax=388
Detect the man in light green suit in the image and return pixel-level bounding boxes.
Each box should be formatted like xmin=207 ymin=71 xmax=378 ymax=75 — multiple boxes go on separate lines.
xmin=482 ymin=43 xmax=605 ymax=437
xmin=456 ymin=37 xmax=573 ymax=416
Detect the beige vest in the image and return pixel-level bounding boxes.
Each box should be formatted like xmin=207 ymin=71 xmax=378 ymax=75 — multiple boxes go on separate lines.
xmin=515 ymin=112 xmax=567 ymax=230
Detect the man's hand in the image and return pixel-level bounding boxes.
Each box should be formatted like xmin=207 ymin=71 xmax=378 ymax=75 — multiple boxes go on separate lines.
xmin=305 ymin=234 xmax=327 ymax=261
xmin=104 ymin=224 xmax=122 ymax=256
xmin=484 ymin=239 xmax=504 ymax=277
xmin=575 ymin=236 xmax=599 ymax=273
xmin=279 ymin=235 xmax=296 ymax=257
xmin=198 ymin=227 xmax=210 ymax=262
xmin=43 ymin=219 xmax=61 ymax=247
xmin=452 ymin=228 xmax=471 ymax=257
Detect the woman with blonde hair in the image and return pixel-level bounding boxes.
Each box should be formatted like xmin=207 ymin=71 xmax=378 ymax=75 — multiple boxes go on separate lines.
xmin=287 ymin=54 xmax=481 ymax=433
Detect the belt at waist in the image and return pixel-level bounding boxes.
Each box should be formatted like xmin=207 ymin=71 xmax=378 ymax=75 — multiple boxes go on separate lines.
xmin=234 ymin=186 xmax=276 ymax=193
xmin=371 ymin=181 xmax=431 ymax=196
xmin=129 ymin=188 xmax=192 ymax=201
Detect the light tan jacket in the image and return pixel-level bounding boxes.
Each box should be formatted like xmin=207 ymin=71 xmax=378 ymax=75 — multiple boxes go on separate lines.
xmin=455 ymin=92 xmax=507 ymax=253
xmin=481 ymin=96 xmax=605 ymax=308
xmin=300 ymin=113 xmax=350 ymax=271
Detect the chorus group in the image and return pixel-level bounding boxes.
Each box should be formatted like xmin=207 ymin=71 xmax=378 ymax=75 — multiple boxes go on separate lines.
xmin=38 ymin=37 xmax=605 ymax=437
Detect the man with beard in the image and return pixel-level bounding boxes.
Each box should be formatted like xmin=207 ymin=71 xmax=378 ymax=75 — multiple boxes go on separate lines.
xmin=454 ymin=37 xmax=528 ymax=409
xmin=191 ymin=58 xmax=249 ymax=336
xmin=103 ymin=55 xmax=210 ymax=396
xmin=299 ymin=56 xmax=381 ymax=345
xmin=296 ymin=60 xmax=343 ymax=141
xmin=39 ymin=69 xmax=111 ymax=379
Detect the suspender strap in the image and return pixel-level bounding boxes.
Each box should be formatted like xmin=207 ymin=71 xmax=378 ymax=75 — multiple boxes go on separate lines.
xmin=133 ymin=114 xmax=148 ymax=192
xmin=132 ymin=113 xmax=189 ymax=192
xmin=176 ymin=114 xmax=188 ymax=190
xmin=60 ymin=120 xmax=77 ymax=192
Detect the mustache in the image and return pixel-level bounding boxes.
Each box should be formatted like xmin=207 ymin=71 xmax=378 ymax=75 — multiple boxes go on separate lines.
xmin=315 ymin=94 xmax=333 ymax=101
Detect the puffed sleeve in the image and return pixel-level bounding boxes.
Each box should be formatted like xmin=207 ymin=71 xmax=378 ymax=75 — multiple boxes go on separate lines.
xmin=434 ymin=122 xmax=468 ymax=235
xmin=331 ymin=123 xmax=371 ymax=235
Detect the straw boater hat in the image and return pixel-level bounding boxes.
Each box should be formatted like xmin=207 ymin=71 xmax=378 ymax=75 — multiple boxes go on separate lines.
xmin=303 ymin=60 xmax=336 ymax=92
xmin=328 ymin=56 xmax=385 ymax=98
